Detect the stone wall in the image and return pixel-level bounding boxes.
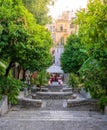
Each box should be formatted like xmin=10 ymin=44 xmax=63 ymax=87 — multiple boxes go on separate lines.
xmin=0 ymin=96 xmax=8 ymax=116
xmin=67 ymin=98 xmax=99 ymax=111
xmin=18 ymin=98 xmax=42 ymax=108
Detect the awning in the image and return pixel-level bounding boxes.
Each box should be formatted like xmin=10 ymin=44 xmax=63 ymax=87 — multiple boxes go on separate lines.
xmin=47 ymin=64 xmax=63 ymax=74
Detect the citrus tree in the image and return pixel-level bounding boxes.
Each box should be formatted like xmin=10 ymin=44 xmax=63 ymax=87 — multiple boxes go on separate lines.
xmin=0 ymin=0 xmax=52 ymax=104
xmin=61 ymin=34 xmax=88 ymax=73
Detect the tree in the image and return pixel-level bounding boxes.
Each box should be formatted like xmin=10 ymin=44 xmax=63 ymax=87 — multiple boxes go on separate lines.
xmin=0 ymin=0 xmax=52 ymax=104
xmin=76 ymin=0 xmax=107 ymax=61
xmin=22 ymin=0 xmax=55 ymax=25
xmin=0 ymin=0 xmax=52 ymax=77
xmin=61 ymin=34 xmax=88 ymax=73
xmin=75 ymin=0 xmax=107 ymax=97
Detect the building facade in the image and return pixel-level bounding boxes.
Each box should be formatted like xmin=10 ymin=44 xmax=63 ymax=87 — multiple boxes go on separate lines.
xmin=46 ymin=11 xmax=76 ymax=66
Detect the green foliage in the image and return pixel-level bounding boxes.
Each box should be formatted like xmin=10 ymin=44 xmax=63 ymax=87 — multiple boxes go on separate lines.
xmin=31 ymin=70 xmax=48 ymax=87
xmin=76 ymin=0 xmax=107 ymax=58
xmin=0 ymin=60 xmax=6 ymax=75
xmin=79 ymin=57 xmax=107 ymax=98
xmin=99 ymin=96 xmax=107 ymax=111
xmin=75 ymin=0 xmax=107 ymax=98
xmin=61 ymin=34 xmax=88 ymax=73
xmin=0 ymin=0 xmax=52 ymax=77
xmin=0 ymin=0 xmax=52 ymax=105
xmin=68 ymin=73 xmax=80 ymax=90
xmin=22 ymin=0 xmax=55 ymax=25
xmin=0 ymin=76 xmax=23 ymax=104
xmin=17 ymin=25 xmax=53 ymax=72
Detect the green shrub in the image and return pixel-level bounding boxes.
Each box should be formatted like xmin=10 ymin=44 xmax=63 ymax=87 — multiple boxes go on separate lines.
xmin=31 ymin=70 xmax=48 ymax=88
xmin=68 ymin=73 xmax=80 ymax=90
xmin=99 ymin=96 xmax=107 ymax=112
xmin=79 ymin=57 xmax=107 ymax=98
xmin=0 ymin=76 xmax=23 ymax=104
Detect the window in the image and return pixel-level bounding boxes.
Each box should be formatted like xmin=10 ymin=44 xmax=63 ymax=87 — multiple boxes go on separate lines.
xmin=60 ymin=25 xmax=63 ymax=31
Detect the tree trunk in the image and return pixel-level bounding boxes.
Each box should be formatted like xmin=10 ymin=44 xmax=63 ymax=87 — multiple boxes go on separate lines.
xmin=5 ymin=60 xmax=15 ymax=77
xmin=23 ymin=69 xmax=26 ymax=81
xmin=17 ymin=65 xmax=21 ymax=79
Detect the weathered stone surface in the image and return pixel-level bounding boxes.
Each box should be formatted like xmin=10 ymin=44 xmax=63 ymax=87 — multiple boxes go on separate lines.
xmin=0 ymin=110 xmax=107 ymax=130
xmin=67 ymin=98 xmax=99 ymax=111
xmin=0 ymin=91 xmax=107 ymax=130
xmin=105 ymin=106 xmax=107 ymax=116
xmin=62 ymin=88 xmax=72 ymax=92
xmin=31 ymin=87 xmax=48 ymax=94
xmin=40 ymin=88 xmax=48 ymax=92
xmin=0 ymin=96 xmax=8 ymax=116
xmin=46 ymin=85 xmax=65 ymax=92
xmin=32 ymin=92 xmax=74 ymax=99
xmin=18 ymin=98 xmax=42 ymax=108
xmin=31 ymin=86 xmax=41 ymax=93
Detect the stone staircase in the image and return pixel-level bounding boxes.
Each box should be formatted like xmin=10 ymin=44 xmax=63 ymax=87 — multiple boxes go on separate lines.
xmin=0 ymin=109 xmax=107 ymax=130
xmin=0 ymin=86 xmax=107 ymax=130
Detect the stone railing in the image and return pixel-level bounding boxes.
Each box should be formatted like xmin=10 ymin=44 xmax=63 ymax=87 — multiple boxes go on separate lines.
xmin=67 ymin=98 xmax=99 ymax=111
xmin=0 ymin=96 xmax=8 ymax=116
xmin=32 ymin=91 xmax=75 ymax=99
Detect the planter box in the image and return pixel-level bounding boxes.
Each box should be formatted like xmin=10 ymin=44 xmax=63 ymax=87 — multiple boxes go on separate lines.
xmin=0 ymin=96 xmax=8 ymax=116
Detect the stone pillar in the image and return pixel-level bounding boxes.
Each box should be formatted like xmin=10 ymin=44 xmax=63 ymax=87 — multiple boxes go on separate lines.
xmin=0 ymin=96 xmax=8 ymax=116
xmin=24 ymin=88 xmax=28 ymax=97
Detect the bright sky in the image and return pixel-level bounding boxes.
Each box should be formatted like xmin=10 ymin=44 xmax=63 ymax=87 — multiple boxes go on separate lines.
xmin=49 ymin=0 xmax=88 ymax=19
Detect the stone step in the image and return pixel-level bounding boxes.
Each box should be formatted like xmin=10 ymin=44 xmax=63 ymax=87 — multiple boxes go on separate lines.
xmin=0 ymin=110 xmax=107 ymax=130
xmin=2 ymin=110 xmax=107 ymax=121
xmin=32 ymin=92 xmax=74 ymax=99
